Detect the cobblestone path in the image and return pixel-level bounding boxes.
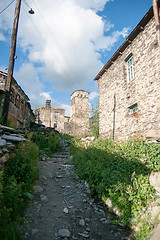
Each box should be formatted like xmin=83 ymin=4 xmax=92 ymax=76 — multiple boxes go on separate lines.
xmin=21 ymin=140 xmax=135 ymax=240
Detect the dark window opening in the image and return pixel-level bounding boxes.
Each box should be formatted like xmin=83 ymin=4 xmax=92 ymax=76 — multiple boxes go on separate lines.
xmin=129 ymin=103 xmax=138 ymax=114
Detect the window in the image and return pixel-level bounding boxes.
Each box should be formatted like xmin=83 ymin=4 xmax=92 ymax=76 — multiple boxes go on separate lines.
xmin=129 ymin=103 xmax=138 ymax=114
xmin=21 ymin=99 xmax=24 ymax=105
xmin=126 ymin=54 xmax=134 ymax=83
xmin=10 ymin=87 xmax=15 ymax=103
xmin=15 ymin=93 xmax=20 ymax=108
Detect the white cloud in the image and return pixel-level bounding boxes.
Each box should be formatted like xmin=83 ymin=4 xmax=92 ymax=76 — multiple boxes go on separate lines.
xmin=74 ymin=0 xmax=113 ymax=12
xmin=94 ymin=27 xmax=129 ymax=51
xmin=0 ymin=33 xmax=5 ymax=41
xmin=14 ymin=62 xmax=50 ymax=109
xmin=0 ymin=0 xmax=129 ymax=110
xmin=89 ymin=91 xmax=98 ymax=100
xmin=60 ymin=104 xmax=71 ymax=117
xmin=40 ymin=92 xmax=52 ymax=100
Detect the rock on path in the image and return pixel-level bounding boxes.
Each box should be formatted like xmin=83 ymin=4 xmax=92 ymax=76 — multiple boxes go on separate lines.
xmin=21 ymin=140 xmax=135 ymax=240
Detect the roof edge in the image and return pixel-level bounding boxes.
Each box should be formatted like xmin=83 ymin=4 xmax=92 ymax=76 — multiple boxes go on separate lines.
xmin=0 ymin=71 xmax=30 ymax=101
xmin=94 ymin=1 xmax=160 ymax=81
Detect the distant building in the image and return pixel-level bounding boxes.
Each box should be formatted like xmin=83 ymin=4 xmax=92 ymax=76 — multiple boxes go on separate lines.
xmin=0 ymin=71 xmax=34 ymax=128
xmin=35 ymin=91 xmax=90 ymax=136
xmin=70 ymin=90 xmax=89 ymax=136
xmin=34 ymin=100 xmax=71 ymax=133
xmin=95 ymin=2 xmax=160 ymax=140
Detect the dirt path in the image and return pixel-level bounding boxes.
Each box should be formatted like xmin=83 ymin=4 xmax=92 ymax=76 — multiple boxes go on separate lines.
xmin=21 ymin=140 xmax=135 ymax=240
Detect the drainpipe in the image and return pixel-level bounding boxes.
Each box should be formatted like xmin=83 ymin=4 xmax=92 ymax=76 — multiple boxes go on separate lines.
xmin=152 ymin=0 xmax=160 ymax=43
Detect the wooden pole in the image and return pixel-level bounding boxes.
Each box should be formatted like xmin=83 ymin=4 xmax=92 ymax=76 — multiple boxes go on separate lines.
xmin=2 ymin=0 xmax=21 ymax=124
xmin=152 ymin=0 xmax=160 ymax=43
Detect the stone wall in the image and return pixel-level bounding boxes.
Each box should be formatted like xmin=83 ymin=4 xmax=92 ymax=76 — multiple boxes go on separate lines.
xmin=0 ymin=125 xmax=27 ymax=170
xmin=97 ymin=14 xmax=160 ymax=140
xmin=0 ymin=71 xmax=34 ymax=128
xmin=70 ymin=90 xmax=89 ymax=136
xmin=34 ymin=100 xmax=70 ymax=133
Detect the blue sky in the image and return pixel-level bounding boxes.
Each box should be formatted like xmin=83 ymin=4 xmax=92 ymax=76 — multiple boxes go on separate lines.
xmin=0 ymin=0 xmax=152 ymax=116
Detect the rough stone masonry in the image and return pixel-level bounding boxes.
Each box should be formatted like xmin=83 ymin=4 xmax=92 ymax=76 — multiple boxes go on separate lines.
xmin=95 ymin=3 xmax=160 ymax=140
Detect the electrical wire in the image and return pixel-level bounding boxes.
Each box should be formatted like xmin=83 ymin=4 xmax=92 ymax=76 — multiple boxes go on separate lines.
xmin=32 ymin=0 xmax=83 ymax=87
xmin=0 ymin=0 xmax=16 ymax=15
xmin=21 ymin=3 xmax=74 ymax=83
xmin=22 ymin=0 xmax=31 ymax=10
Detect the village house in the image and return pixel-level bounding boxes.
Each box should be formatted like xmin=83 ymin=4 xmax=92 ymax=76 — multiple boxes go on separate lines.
xmin=95 ymin=1 xmax=160 ymax=140
xmin=0 ymin=71 xmax=34 ymax=128
xmin=35 ymin=90 xmax=90 ymax=136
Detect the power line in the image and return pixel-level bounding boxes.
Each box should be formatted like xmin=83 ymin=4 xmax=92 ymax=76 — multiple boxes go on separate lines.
xmin=22 ymin=0 xmax=31 ymax=9
xmin=21 ymin=3 xmax=74 ymax=85
xmin=22 ymin=0 xmax=34 ymax=13
xmin=32 ymin=0 xmax=82 ymax=86
xmin=0 ymin=0 xmax=16 ymax=15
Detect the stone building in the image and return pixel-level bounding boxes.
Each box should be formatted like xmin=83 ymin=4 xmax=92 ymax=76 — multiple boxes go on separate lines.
xmin=70 ymin=90 xmax=89 ymax=136
xmin=95 ymin=2 xmax=160 ymax=140
xmin=0 ymin=71 xmax=34 ymax=128
xmin=34 ymin=100 xmax=71 ymax=133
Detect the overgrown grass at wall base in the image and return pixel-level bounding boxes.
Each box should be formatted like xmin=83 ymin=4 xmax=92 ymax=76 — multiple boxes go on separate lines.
xmin=0 ymin=142 xmax=39 ymax=240
xmin=70 ymin=138 xmax=160 ymax=239
xmin=28 ymin=132 xmax=61 ymax=155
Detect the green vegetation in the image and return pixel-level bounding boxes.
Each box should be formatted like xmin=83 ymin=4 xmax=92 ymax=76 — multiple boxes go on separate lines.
xmin=0 ymin=130 xmax=62 ymax=239
xmin=89 ymin=98 xmax=99 ymax=138
xmin=59 ymin=132 xmax=73 ymax=141
xmin=28 ymin=131 xmax=61 ymax=155
xmin=0 ymin=115 xmax=15 ymax=128
xmin=0 ymin=142 xmax=39 ymax=240
xmin=70 ymin=137 xmax=160 ymax=239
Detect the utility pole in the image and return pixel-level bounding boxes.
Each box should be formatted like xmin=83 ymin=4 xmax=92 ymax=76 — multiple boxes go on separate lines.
xmin=152 ymin=0 xmax=160 ymax=43
xmin=2 ymin=0 xmax=22 ymax=124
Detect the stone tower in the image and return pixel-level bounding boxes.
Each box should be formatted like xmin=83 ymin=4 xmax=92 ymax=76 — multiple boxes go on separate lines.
xmin=70 ymin=90 xmax=89 ymax=136
xmin=45 ymin=100 xmax=51 ymax=127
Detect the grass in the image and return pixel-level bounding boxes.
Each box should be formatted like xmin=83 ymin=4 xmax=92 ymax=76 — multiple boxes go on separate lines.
xmin=28 ymin=131 xmax=61 ymax=155
xmin=70 ymin=137 xmax=160 ymax=239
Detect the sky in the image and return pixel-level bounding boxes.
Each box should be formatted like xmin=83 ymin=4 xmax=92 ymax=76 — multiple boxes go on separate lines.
xmin=0 ymin=0 xmax=153 ymax=116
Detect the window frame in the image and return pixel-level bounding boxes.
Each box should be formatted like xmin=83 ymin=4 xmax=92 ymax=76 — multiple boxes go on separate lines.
xmin=129 ymin=103 xmax=138 ymax=114
xmin=15 ymin=93 xmax=20 ymax=108
xmin=126 ymin=54 xmax=135 ymax=83
xmin=10 ymin=87 xmax=15 ymax=104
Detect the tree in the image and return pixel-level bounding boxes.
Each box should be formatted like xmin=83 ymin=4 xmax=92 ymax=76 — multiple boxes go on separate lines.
xmin=89 ymin=98 xmax=99 ymax=138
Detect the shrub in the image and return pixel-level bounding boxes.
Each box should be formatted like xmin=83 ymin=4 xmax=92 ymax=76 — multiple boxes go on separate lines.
xmin=28 ymin=131 xmax=61 ymax=155
xmin=0 ymin=142 xmax=39 ymax=240
xmin=89 ymin=98 xmax=99 ymax=138
xmin=48 ymin=132 xmax=61 ymax=153
xmin=70 ymin=138 xmax=158 ymax=239
xmin=28 ymin=132 xmax=48 ymax=149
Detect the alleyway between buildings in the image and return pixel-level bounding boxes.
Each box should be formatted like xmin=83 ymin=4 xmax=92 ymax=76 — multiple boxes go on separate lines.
xmin=21 ymin=140 xmax=135 ymax=240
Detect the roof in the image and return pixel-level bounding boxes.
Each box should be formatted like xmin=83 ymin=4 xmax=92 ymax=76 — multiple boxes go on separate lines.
xmin=0 ymin=71 xmax=30 ymax=101
xmin=94 ymin=0 xmax=160 ymax=81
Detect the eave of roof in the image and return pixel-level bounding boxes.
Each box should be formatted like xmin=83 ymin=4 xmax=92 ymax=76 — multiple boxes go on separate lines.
xmin=0 ymin=71 xmax=30 ymax=101
xmin=94 ymin=0 xmax=160 ymax=81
